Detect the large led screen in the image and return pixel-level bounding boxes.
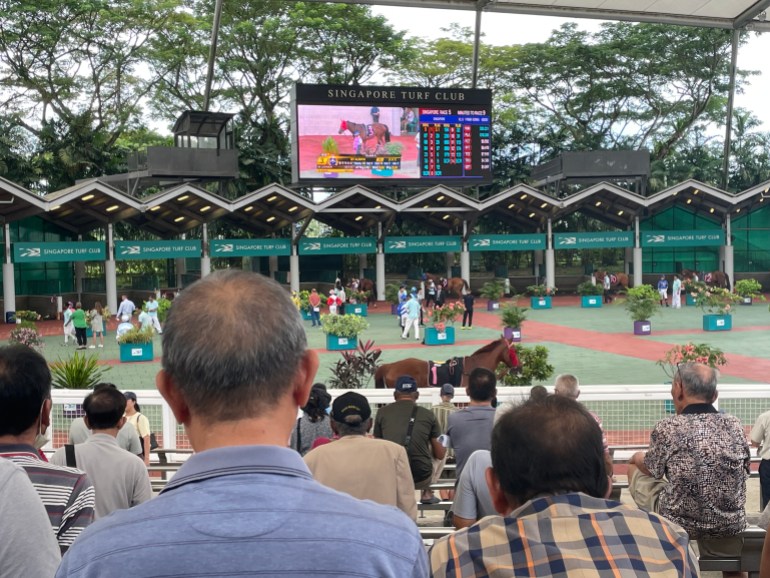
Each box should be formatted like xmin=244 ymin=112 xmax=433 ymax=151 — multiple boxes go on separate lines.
xmin=291 ymin=84 xmax=492 ymax=186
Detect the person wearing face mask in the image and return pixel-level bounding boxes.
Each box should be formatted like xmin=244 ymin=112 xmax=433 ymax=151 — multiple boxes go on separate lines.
xmin=0 ymin=344 xmax=96 ymax=554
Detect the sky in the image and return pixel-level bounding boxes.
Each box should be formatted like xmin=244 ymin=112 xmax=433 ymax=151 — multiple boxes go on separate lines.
xmin=372 ymin=5 xmax=770 ymax=130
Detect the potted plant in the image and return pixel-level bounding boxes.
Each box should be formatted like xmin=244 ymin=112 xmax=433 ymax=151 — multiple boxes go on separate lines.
xmin=500 ymin=298 xmax=528 ymax=342
xmin=50 ymin=352 xmax=110 ymax=388
xmin=9 ymin=326 xmax=44 ymax=350
xmin=321 ymin=313 xmax=369 ymax=351
xmin=480 ymin=280 xmax=505 ymax=311
xmin=497 ymin=344 xmax=555 ymax=386
xmin=657 ymin=342 xmax=727 ymax=381
xmin=347 ymin=290 xmax=370 ymax=316
xmin=622 ymin=285 xmax=659 ymax=335
xmin=686 ymin=280 xmax=741 ymax=331
xmin=327 ymin=340 xmax=382 ymax=389
xmin=426 ymin=301 xmax=464 ymax=345
xmin=527 ymin=284 xmax=557 ymax=309
xmin=734 ymin=278 xmax=764 ymax=305
xmin=577 ymin=281 xmax=603 ymax=308
xmin=117 ymin=327 xmax=155 ymax=362
xmin=385 ymin=283 xmax=401 ymax=315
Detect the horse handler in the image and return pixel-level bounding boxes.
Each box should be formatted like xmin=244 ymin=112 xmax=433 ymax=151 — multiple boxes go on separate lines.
xmin=401 ymin=292 xmax=421 ymax=341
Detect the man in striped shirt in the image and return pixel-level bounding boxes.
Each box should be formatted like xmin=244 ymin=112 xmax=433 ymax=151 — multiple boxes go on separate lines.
xmin=430 ymin=395 xmax=699 ymax=578
xmin=0 ymin=344 xmax=95 ymax=554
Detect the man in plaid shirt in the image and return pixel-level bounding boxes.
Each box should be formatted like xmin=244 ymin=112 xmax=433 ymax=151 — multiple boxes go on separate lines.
xmin=430 ymin=395 xmax=699 ymax=577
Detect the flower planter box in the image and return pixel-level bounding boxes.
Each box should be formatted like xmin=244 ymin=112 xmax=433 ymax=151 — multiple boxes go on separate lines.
xmin=503 ymin=326 xmax=522 ymax=342
xmin=326 ymin=334 xmax=357 ymax=351
xmin=86 ymin=321 xmax=107 ymax=337
xmin=300 ymin=310 xmax=313 ymax=321
xmin=685 ymin=294 xmax=697 ymax=306
xmin=424 ymin=326 xmax=455 ymax=346
xmin=740 ymin=297 xmax=753 ymax=306
xmin=633 ymin=320 xmax=651 ymax=335
xmin=530 ymin=296 xmax=552 ymax=309
xmin=487 ymin=301 xmax=500 ymax=311
xmin=703 ymin=314 xmax=732 ymax=332
xmin=119 ymin=342 xmax=154 ymax=362
xmin=581 ymin=296 xmax=602 ymax=308
xmin=348 ymin=304 xmax=368 ymax=317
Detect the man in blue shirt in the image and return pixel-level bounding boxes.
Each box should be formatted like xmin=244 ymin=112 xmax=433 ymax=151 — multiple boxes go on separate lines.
xmin=401 ymin=291 xmax=422 ymax=341
xmin=657 ymin=275 xmax=669 ymax=307
xmin=57 ymin=270 xmax=428 ymax=578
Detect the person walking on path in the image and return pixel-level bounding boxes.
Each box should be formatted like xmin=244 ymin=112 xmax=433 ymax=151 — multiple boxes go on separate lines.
xmin=115 ymin=294 xmax=136 ymax=321
xmin=145 ymin=295 xmax=163 ymax=334
xmin=63 ymin=301 xmax=76 ymax=346
xmin=88 ymin=302 xmax=105 ymax=348
xmin=671 ymin=275 xmax=682 ymax=309
xmin=657 ymin=275 xmax=669 ymax=307
xmin=71 ymin=302 xmax=88 ymax=350
xmin=401 ymin=292 xmax=421 ymax=341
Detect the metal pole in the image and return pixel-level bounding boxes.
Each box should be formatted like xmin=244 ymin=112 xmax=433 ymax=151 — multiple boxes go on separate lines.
xmin=203 ymin=0 xmax=224 ymax=112
xmin=721 ymin=29 xmax=741 ymax=190
xmin=471 ymin=5 xmax=484 ymax=89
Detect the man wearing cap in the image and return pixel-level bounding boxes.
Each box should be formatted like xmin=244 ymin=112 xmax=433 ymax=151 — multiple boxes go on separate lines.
xmin=304 ymin=392 xmax=417 ymax=520
xmin=375 ymin=375 xmax=445 ymax=505
xmin=401 ymin=291 xmax=422 ymax=341
xmin=57 ymin=270 xmax=427 ymax=577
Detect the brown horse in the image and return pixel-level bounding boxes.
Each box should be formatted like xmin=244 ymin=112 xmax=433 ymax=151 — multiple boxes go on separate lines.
xmin=338 ymin=120 xmax=391 ymax=153
xmin=347 ymin=277 xmax=376 ymax=307
xmin=424 ymin=274 xmax=470 ymax=297
xmin=681 ymin=269 xmax=730 ymax=290
xmin=374 ymin=338 xmax=518 ymax=389
xmin=594 ymin=270 xmax=629 ymax=291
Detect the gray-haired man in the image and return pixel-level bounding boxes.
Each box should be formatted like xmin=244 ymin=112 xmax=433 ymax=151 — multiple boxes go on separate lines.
xmin=57 ymin=270 xmax=427 ymax=577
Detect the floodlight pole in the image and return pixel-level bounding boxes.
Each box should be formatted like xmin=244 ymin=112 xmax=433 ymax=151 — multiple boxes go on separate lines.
xmin=721 ymin=28 xmax=741 ymax=190
xmin=471 ymin=0 xmax=492 ymax=88
xmin=203 ymin=0 xmax=224 ymax=112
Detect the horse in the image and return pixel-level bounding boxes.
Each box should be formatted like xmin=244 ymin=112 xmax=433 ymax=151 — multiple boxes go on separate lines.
xmin=594 ymin=270 xmax=629 ymax=291
xmin=374 ymin=338 xmax=519 ymax=389
xmin=681 ymin=269 xmax=731 ymax=290
xmin=339 ymin=120 xmax=391 ymax=153
xmin=423 ymin=274 xmax=470 ymax=297
xmin=346 ymin=277 xmax=376 ymax=307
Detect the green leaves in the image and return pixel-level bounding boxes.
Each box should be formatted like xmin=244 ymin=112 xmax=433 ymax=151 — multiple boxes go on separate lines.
xmin=50 ymin=352 xmax=109 ymax=389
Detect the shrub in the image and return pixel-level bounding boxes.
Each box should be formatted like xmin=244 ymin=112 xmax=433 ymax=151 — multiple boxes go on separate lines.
xmin=622 ymin=285 xmax=660 ymax=322
xmin=497 ymin=344 xmax=554 ymax=386
xmin=480 ymin=280 xmax=505 ymax=301
xmin=50 ymin=352 xmax=109 ymax=389
xmin=9 ymin=327 xmax=44 ymax=349
xmin=15 ymin=310 xmax=41 ymax=322
xmin=684 ymin=280 xmax=741 ymax=315
xmin=431 ymin=302 xmax=464 ymax=326
xmin=321 ymin=137 xmax=339 ymax=155
xmin=526 ymin=284 xmax=557 ymax=297
xmin=385 ymin=283 xmax=401 ymax=305
xmin=117 ymin=327 xmax=154 ymax=344
xmin=321 ymin=314 xmax=369 ymax=338
xmin=657 ymin=342 xmax=727 ymax=381
xmin=576 ymin=281 xmax=603 ymax=295
xmin=500 ymin=299 xmax=528 ymax=328
xmin=327 ymin=340 xmax=382 ymax=389
xmin=734 ymin=279 xmax=764 ymax=299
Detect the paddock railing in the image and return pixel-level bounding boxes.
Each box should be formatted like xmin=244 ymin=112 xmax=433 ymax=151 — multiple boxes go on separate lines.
xmin=45 ymin=384 xmax=770 ymax=453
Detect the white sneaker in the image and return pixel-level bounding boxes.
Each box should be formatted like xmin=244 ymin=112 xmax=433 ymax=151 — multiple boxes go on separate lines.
xmin=88 ymin=345 xmax=96 ymax=349
xmin=98 ymin=344 xmax=103 ymax=348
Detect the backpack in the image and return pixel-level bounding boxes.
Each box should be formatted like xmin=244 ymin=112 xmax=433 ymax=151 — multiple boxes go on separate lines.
xmin=135 ymin=413 xmax=159 ymax=454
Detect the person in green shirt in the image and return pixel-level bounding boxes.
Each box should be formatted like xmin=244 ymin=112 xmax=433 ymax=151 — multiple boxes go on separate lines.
xmin=71 ymin=302 xmax=89 ymax=350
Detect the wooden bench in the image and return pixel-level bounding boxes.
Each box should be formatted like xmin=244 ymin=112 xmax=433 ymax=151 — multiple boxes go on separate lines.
xmin=698 ymin=526 xmax=765 ymax=577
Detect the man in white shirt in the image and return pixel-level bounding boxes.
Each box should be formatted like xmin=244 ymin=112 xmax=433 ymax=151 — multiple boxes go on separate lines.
xmin=115 ymin=294 xmax=136 ymax=320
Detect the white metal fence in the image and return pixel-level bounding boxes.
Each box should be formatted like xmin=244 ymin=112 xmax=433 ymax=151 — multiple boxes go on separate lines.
xmin=45 ymin=384 xmax=770 ymax=453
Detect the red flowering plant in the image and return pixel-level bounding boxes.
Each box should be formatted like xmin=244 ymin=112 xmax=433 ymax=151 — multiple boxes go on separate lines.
xmin=684 ymin=280 xmax=740 ymax=315
xmin=657 ymin=342 xmax=727 ymax=380
xmin=431 ymin=301 xmax=465 ymax=330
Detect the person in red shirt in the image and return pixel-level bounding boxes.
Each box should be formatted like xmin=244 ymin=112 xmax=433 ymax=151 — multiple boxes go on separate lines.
xmin=308 ymin=289 xmax=322 ymax=327
xmin=326 ymin=290 xmax=341 ymax=315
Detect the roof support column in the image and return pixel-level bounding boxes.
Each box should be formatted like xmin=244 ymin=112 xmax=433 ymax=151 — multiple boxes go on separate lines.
xmin=376 ymin=222 xmax=385 ymax=302
xmin=460 ymin=220 xmax=470 ymax=285
xmin=105 ymin=224 xmax=118 ymax=315
xmin=358 ymin=253 xmax=367 ymax=280
xmin=200 ymin=222 xmax=211 ymax=278
xmin=75 ymin=234 xmax=85 ymax=301
xmin=633 ymin=216 xmax=643 ymax=288
xmin=721 ymin=29 xmax=741 ymax=190
xmin=289 ymin=244 xmax=300 ymax=293
xmin=268 ymin=255 xmax=278 ymax=279
xmin=3 ymin=222 xmax=16 ymax=318
xmin=176 ymin=234 xmax=187 ymax=289
xmin=724 ymin=213 xmax=734 ymax=288
xmin=545 ymin=218 xmax=555 ymax=291
xmin=445 ymin=251 xmax=454 ymax=280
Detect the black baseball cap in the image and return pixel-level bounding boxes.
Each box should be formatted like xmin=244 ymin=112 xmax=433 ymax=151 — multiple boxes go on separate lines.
xmin=331 ymin=392 xmax=371 ymax=422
